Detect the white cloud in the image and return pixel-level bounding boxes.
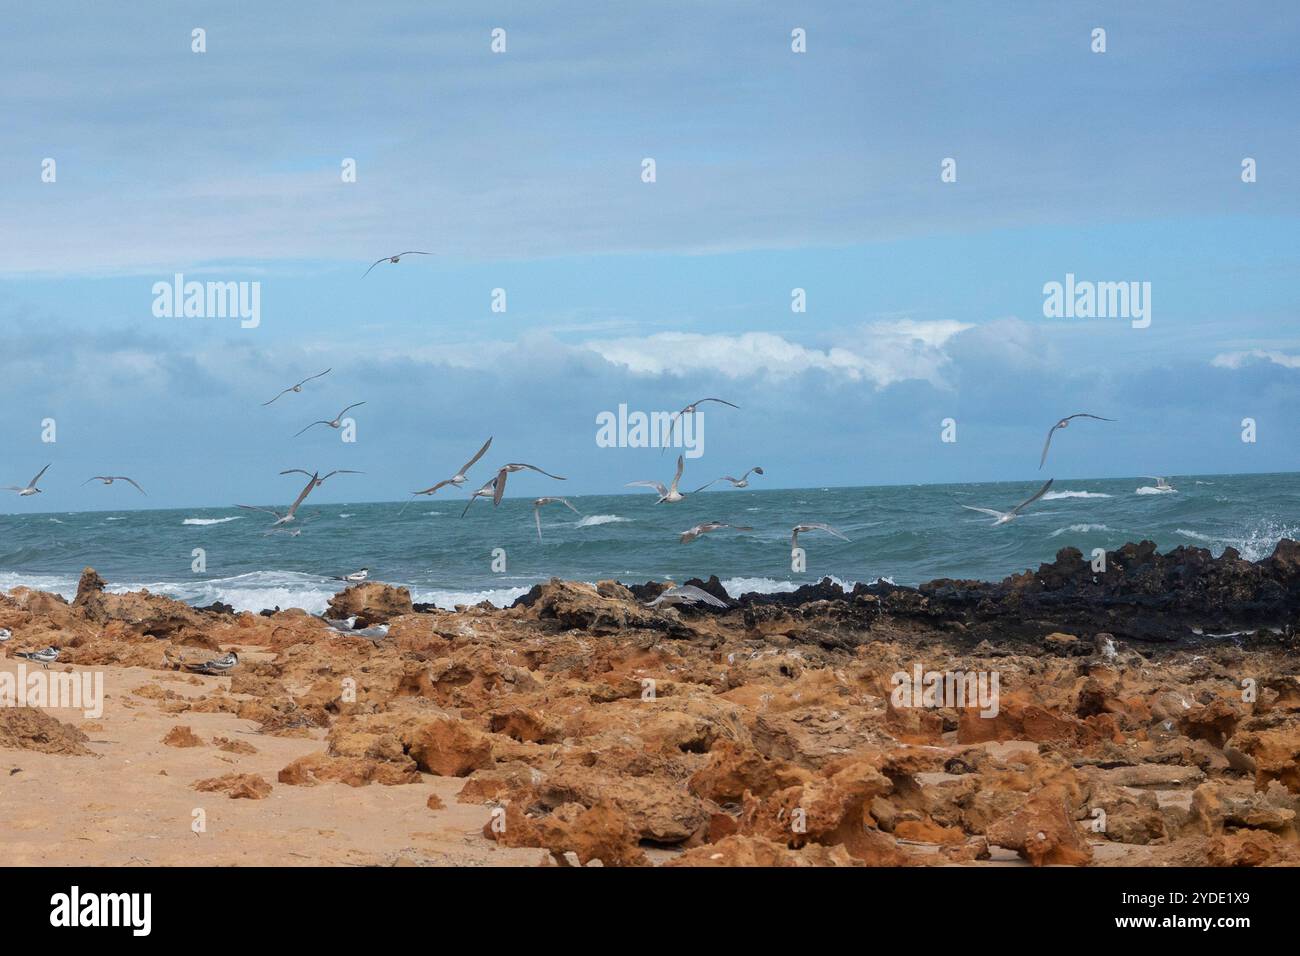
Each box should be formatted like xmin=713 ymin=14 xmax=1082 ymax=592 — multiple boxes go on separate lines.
xmin=1211 ymin=349 xmax=1300 ymax=370
xmin=582 ymin=320 xmax=972 ymax=387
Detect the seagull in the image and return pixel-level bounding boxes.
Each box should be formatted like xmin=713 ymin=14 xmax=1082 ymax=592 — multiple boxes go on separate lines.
xmin=533 ymin=497 xmax=580 ymax=541
xmin=237 ymin=471 xmax=325 ymax=526
xmin=694 ymin=467 xmax=764 ymax=493
xmin=262 ymin=368 xmax=331 ymax=406
xmin=185 ymin=651 xmax=238 ymax=675
xmin=1039 ymin=414 xmax=1116 ymax=469
xmin=962 ymin=478 xmax=1055 ymax=526
xmin=14 ymin=647 xmax=59 ymax=669
xmin=628 ymin=455 xmax=688 ymax=503
xmin=335 ymin=568 xmax=369 ymax=584
xmin=644 ymin=585 xmax=730 ymax=610
xmin=82 ymin=476 xmax=147 ymax=495
xmin=295 ymin=402 xmax=366 ymax=437
xmin=664 ymin=398 xmax=739 ymax=451
xmin=5 ymin=464 xmax=50 ymax=497
xmin=362 ymin=251 xmax=432 ymax=278
xmin=790 ymin=522 xmax=851 ymax=552
xmin=679 ymin=521 xmax=753 ymax=544
xmin=400 ymin=438 xmax=494 ymax=515
xmin=1142 ymin=476 xmax=1176 ymax=492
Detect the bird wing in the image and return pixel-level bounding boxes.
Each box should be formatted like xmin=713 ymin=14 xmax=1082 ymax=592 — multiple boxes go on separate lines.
xmin=460 ymin=437 xmax=493 ymax=474
xmin=118 ymin=477 xmax=147 ymax=495
xmin=678 ymin=585 xmax=729 ymax=608
xmin=30 ymin=464 xmax=50 ymax=486
xmin=748 ymin=466 xmax=764 ymax=478
xmin=1064 ymin=413 xmax=1116 ymax=423
xmin=492 ymin=469 xmax=508 ymax=506
xmin=319 ymin=470 xmax=363 ymax=482
xmin=237 ymin=504 xmax=284 ymax=519
xmin=362 ymin=257 xmax=388 ymax=277
xmin=81 ymin=477 xmax=100 ymax=486
xmin=413 ymin=479 xmax=454 ymax=496
xmin=670 ymin=455 xmax=684 ymax=493
xmin=628 ymin=481 xmax=668 ymax=496
xmin=295 ymin=421 xmax=329 ymax=437
xmin=279 ymin=469 xmax=315 ymax=479
xmin=299 ymin=368 xmax=331 ymax=386
xmin=695 ymin=398 xmax=739 ymax=409
xmin=1012 ymin=478 xmax=1055 ymax=514
xmin=286 ymin=474 xmax=320 ymax=515
xmin=534 ymin=506 xmax=543 ymax=541
xmin=395 ymin=251 xmax=431 ymax=257
xmin=510 ymin=463 xmax=565 ymax=480
xmin=337 ymin=402 xmax=365 ymax=418
xmin=558 ymin=498 xmax=580 ymax=514
xmin=961 ymin=506 xmax=1005 ymax=518
xmin=1038 ymin=423 xmax=1061 ymax=469
xmin=692 ymin=479 xmax=719 ymax=494
xmin=798 ymin=522 xmax=850 ymax=541
xmin=262 ymin=386 xmax=294 ymax=406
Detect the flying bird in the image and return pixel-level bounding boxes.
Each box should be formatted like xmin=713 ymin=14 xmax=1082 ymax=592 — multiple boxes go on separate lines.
xmin=461 ymin=475 xmax=500 ymax=517
xmin=694 ymin=467 xmax=764 ymax=493
xmin=627 ymin=455 xmax=688 ymax=503
xmin=644 ymin=585 xmax=730 ymax=610
xmin=295 ymin=402 xmax=366 ymax=437
xmin=262 ymin=368 xmax=331 ymax=406
xmin=1142 ymin=476 xmax=1176 ymax=492
xmin=5 ymin=464 xmax=50 ymax=497
xmin=363 ymin=251 xmax=432 ymax=277
xmin=533 ymin=497 xmax=580 ymax=541
xmin=1039 ymin=414 xmax=1115 ymax=469
xmin=962 ymin=478 xmax=1055 ymax=526
xmin=236 ymin=471 xmax=328 ymax=526
xmin=14 ymin=647 xmax=59 ymax=668
xmin=278 ymin=468 xmax=363 ymax=488
xmin=185 ymin=651 xmax=239 ymax=675
xmin=486 ymin=463 xmax=566 ymax=506
xmin=679 ymin=521 xmax=753 ymax=544
xmin=790 ymin=522 xmax=850 ymax=552
xmin=82 ymin=476 xmax=146 ymax=495
xmin=664 ymin=398 xmax=739 ymax=451
xmin=403 ymin=438 xmax=493 ymax=513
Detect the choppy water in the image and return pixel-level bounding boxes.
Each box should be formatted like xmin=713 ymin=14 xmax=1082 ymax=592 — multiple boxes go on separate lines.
xmin=0 ymin=472 xmax=1296 ymax=614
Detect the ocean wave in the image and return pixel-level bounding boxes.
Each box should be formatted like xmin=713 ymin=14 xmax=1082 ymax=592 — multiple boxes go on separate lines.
xmin=1136 ymin=486 xmax=1176 ymax=495
xmin=577 ymin=514 xmax=629 ymax=527
xmin=105 ymin=517 xmax=126 ymax=521
xmin=183 ymin=516 xmax=243 ymax=526
xmin=411 ymin=586 xmax=532 ymax=609
xmin=1175 ymin=523 xmax=1298 ymax=562
xmin=1050 ymin=523 xmax=1112 ymax=537
xmin=719 ymin=575 xmax=859 ymax=597
xmin=1042 ymin=491 xmax=1112 ymax=500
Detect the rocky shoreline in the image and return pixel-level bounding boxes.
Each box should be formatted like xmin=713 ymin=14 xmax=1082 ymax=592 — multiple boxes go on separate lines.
xmin=1 ymin=540 xmax=1298 ymax=867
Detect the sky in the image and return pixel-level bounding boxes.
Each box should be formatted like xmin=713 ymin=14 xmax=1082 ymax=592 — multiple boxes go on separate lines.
xmin=1 ymin=1 xmax=1298 ymax=511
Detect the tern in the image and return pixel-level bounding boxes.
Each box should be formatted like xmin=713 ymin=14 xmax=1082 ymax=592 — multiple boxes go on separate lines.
xmin=5 ymin=464 xmax=50 ymax=497
xmin=533 ymin=497 xmax=580 ymax=541
xmin=0 ymin=628 xmax=10 ymax=642
xmin=82 ymin=476 xmax=146 ymax=495
xmin=461 ymin=476 xmax=500 ymax=517
xmin=236 ymin=470 xmax=338 ymax=525
xmin=962 ymin=478 xmax=1055 ymax=526
xmin=262 ymin=368 xmax=331 ymax=406
xmin=1142 ymin=476 xmax=1175 ymax=492
xmin=278 ymin=468 xmax=363 ymax=489
xmin=644 ymin=585 xmax=730 ymax=610
xmin=664 ymin=398 xmax=739 ymax=451
xmin=335 ymin=568 xmax=369 ymax=584
xmin=487 ymin=463 xmax=566 ymax=506
xmin=14 ymin=647 xmax=59 ymax=668
xmin=679 ymin=521 xmax=753 ymax=544
xmin=628 ymin=455 xmax=688 ymax=503
xmin=363 ymin=251 xmax=432 ymax=278
xmin=694 ymin=467 xmax=764 ymax=493
xmin=185 ymin=651 xmax=239 ymax=675
xmin=1039 ymin=414 xmax=1115 ymax=469
xmin=399 ymin=438 xmax=494 ymax=516
xmin=790 ymin=522 xmax=850 ymax=552
xmin=295 ymin=402 xmax=366 ymax=437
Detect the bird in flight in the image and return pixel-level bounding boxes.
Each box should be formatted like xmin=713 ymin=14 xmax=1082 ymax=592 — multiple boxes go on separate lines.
xmin=5 ymin=464 xmax=50 ymax=497
xmin=664 ymin=398 xmax=738 ymax=451
xmin=295 ymin=402 xmax=366 ymax=437
xmin=628 ymin=455 xmax=688 ymax=503
xmin=694 ymin=466 xmax=764 ymax=493
xmin=643 ymin=584 xmax=730 ymax=610
xmin=237 ymin=469 xmax=357 ymax=525
xmin=411 ymin=438 xmax=493 ymax=498
xmin=363 ymin=251 xmax=431 ymax=277
xmin=1040 ymin=414 xmax=1115 ymax=468
xmin=82 ymin=475 xmax=146 ymax=495
xmin=962 ymin=478 xmax=1055 ymax=526
xmin=262 ymin=368 xmax=331 ymax=406
xmin=533 ymin=497 xmax=580 ymax=541
xmin=679 ymin=521 xmax=753 ymax=544
xmin=487 ymin=463 xmax=566 ymax=506
xmin=790 ymin=522 xmax=850 ymax=553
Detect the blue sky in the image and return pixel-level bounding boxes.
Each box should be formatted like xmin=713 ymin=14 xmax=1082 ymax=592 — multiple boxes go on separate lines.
xmin=1 ymin=1 xmax=1298 ymax=510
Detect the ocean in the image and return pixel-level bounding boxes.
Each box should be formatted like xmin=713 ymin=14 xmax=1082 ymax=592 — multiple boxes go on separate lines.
xmin=1 ymin=472 xmax=1296 ymax=615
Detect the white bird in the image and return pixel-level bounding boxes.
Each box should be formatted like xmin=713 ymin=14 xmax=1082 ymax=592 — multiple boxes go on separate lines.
xmin=679 ymin=521 xmax=753 ymax=544
xmin=295 ymin=402 xmax=366 ymax=437
xmin=0 ymin=628 xmax=10 ymax=642
xmin=335 ymin=568 xmax=369 ymax=584
xmin=82 ymin=475 xmax=146 ymax=495
xmin=236 ymin=470 xmax=337 ymax=526
xmin=1142 ymin=476 xmax=1176 ymax=492
xmin=694 ymin=467 xmax=764 ymax=493
xmin=1039 ymin=414 xmax=1115 ymax=469
xmin=790 ymin=522 xmax=850 ymax=552
xmin=664 ymin=398 xmax=738 ymax=451
xmin=962 ymin=478 xmax=1055 ymax=526
xmin=628 ymin=455 xmax=688 ymax=503
xmin=533 ymin=497 xmax=580 ymax=541
xmin=411 ymin=437 xmax=493 ymax=497
xmin=262 ymin=368 xmax=331 ymax=406
xmin=14 ymin=646 xmax=59 ymax=668
xmin=6 ymin=464 xmax=50 ymax=497
xmin=363 ymin=251 xmax=432 ymax=278
xmin=278 ymin=468 xmax=363 ymax=489
xmin=488 ymin=463 xmax=566 ymax=506
xmin=644 ymin=584 xmax=730 ymax=609
xmin=185 ymin=651 xmax=238 ymax=675
xmin=460 ymin=475 xmax=500 ymax=517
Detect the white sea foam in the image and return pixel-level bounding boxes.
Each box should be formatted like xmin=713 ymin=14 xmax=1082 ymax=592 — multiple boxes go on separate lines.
xmin=1136 ymin=485 xmax=1176 ymax=495
xmin=411 ymin=586 xmax=532 ymax=609
xmin=577 ymin=514 xmax=629 ymax=527
xmin=1042 ymin=490 xmax=1112 ymax=500
xmin=182 ymin=516 xmax=243 ymax=526
xmin=1176 ymin=523 xmax=1298 ymax=562
xmin=105 ymin=517 xmax=126 ymax=521
xmin=719 ymin=575 xmax=859 ymax=597
xmin=1050 ymin=523 xmax=1112 ymax=537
